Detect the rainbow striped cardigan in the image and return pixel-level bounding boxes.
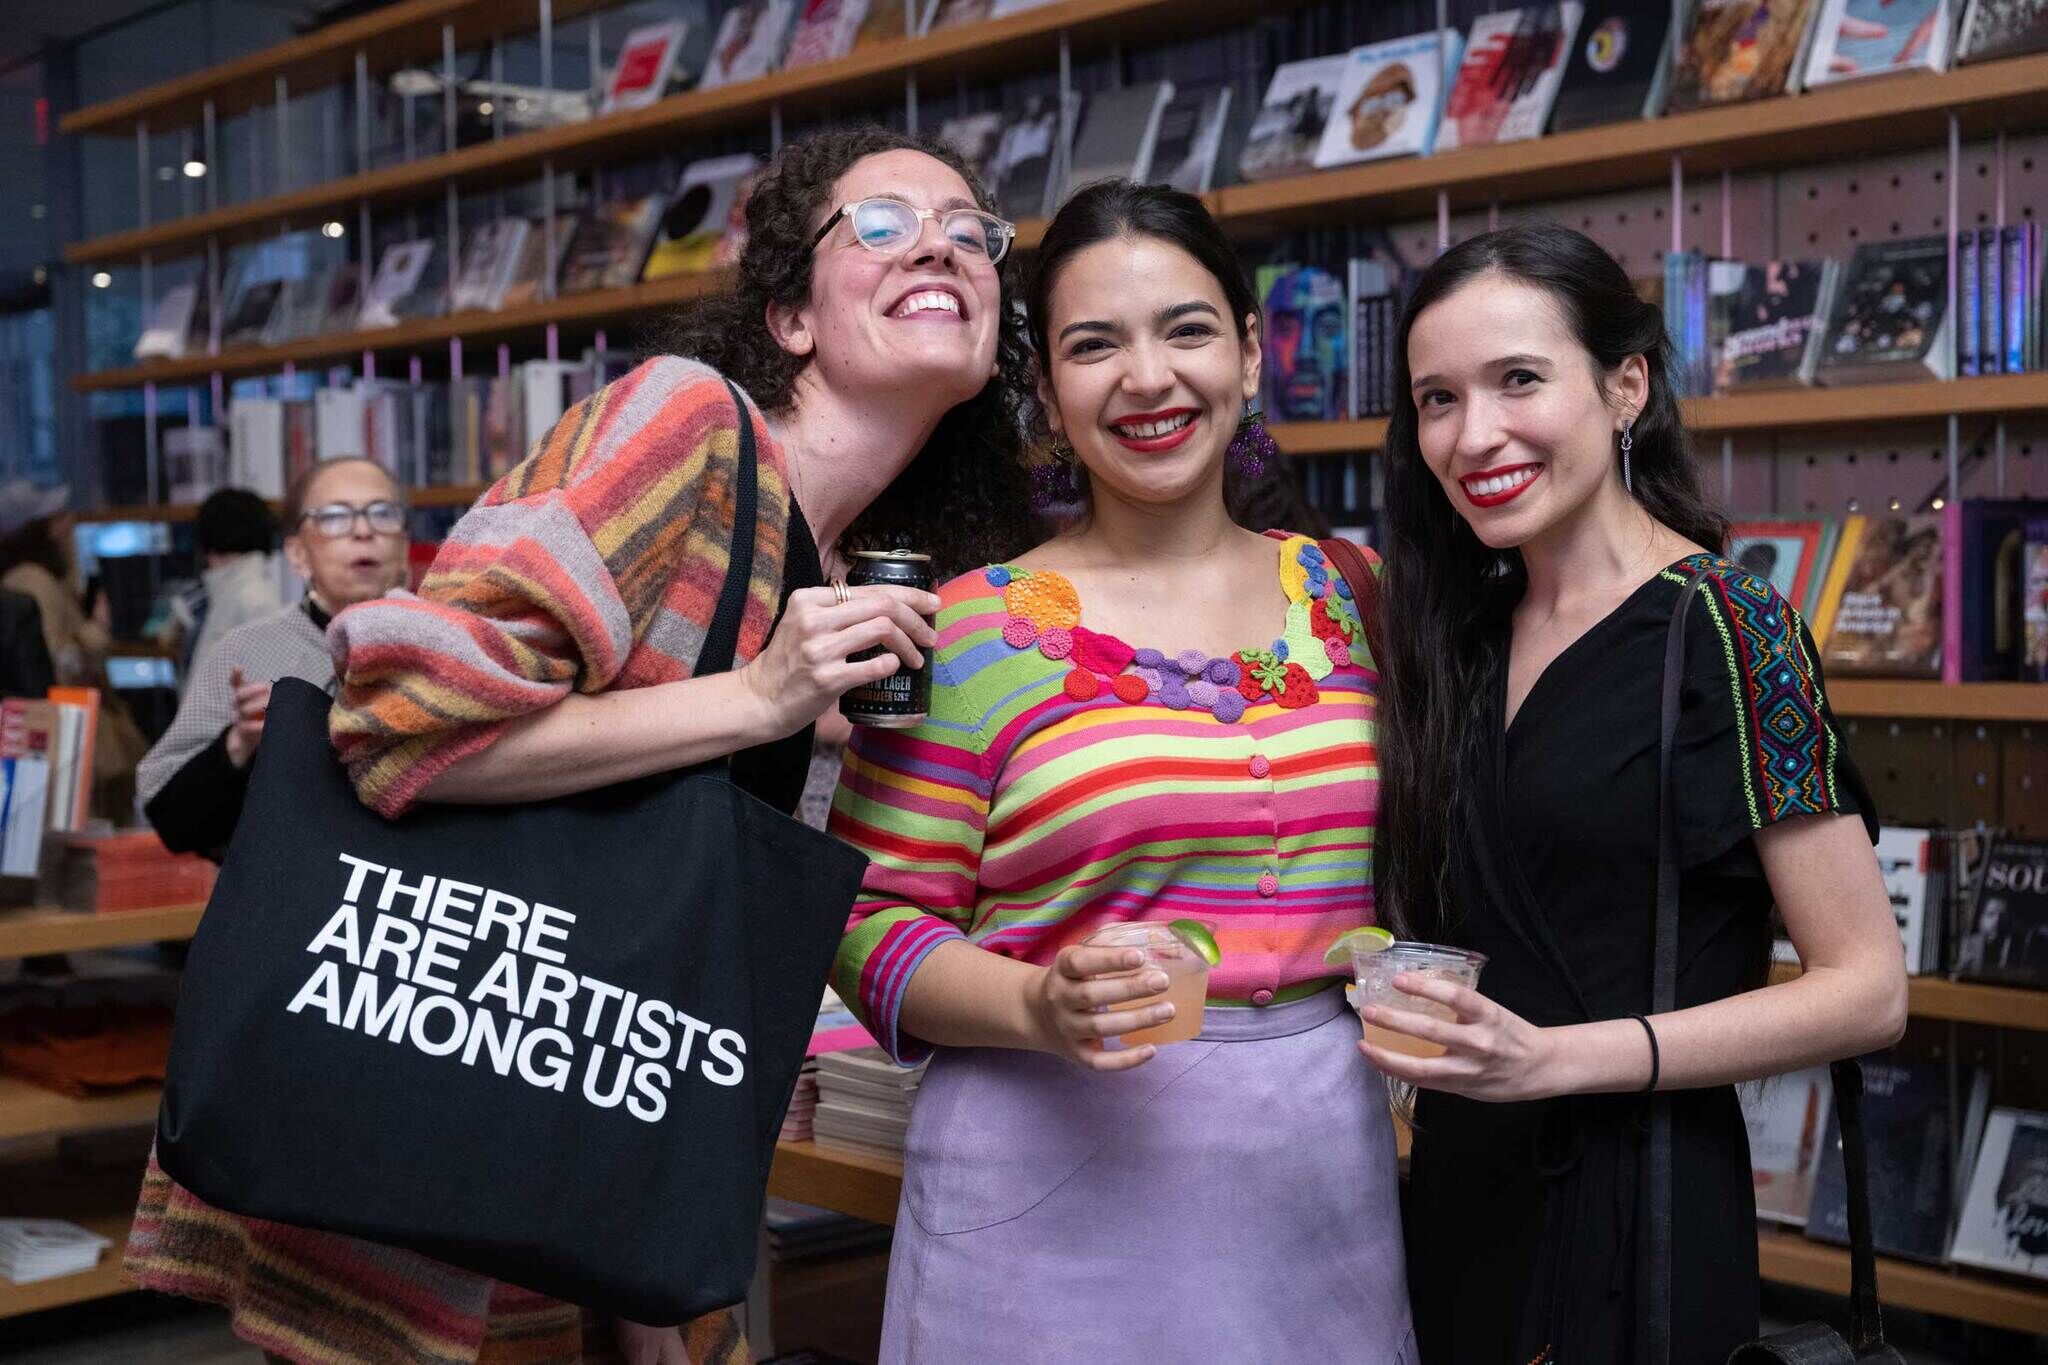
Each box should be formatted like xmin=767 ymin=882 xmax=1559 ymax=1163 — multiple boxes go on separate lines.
xmin=127 ymin=356 xmax=782 ymax=1364
xmin=829 ymin=534 xmax=1383 ymax=1063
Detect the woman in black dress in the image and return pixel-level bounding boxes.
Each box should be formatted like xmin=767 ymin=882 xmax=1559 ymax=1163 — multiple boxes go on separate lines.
xmin=1371 ymin=225 xmax=1909 ymax=1365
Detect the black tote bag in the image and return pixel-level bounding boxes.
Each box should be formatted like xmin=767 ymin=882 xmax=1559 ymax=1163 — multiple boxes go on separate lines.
xmin=156 ymin=384 xmax=869 ymax=1325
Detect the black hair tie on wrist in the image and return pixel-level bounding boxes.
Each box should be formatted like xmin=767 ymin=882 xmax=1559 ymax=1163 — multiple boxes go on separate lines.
xmin=1630 ymin=1014 xmax=1661 ymax=1093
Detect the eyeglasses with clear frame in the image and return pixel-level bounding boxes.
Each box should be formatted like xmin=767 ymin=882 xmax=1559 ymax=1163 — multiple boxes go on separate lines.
xmin=297 ymin=500 xmax=407 ymax=539
xmin=810 ymin=197 xmax=1017 ymax=265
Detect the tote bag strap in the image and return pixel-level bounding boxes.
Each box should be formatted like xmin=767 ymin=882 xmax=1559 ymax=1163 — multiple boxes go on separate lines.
xmin=1647 ymin=567 xmax=1888 ymax=1363
xmin=695 ymin=379 xmax=761 ymax=681
xmin=1317 ymin=538 xmax=1382 ymax=660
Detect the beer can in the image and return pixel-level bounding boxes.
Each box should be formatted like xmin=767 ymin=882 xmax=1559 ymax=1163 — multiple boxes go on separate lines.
xmin=839 ymin=549 xmax=935 ymax=728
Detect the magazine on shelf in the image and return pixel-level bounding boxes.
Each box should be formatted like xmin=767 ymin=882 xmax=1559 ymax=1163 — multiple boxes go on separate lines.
xmin=1152 ymin=85 xmax=1234 ymax=194
xmin=451 ymin=219 xmax=531 ymax=314
xmin=1066 ymin=81 xmax=1177 ymax=191
xmin=701 ymin=0 xmax=798 ymax=88
xmin=1313 ymin=30 xmax=1460 ymax=170
xmin=1875 ymin=825 xmax=1941 ymax=973
xmin=644 ymin=155 xmax=762 ymax=279
xmin=219 ymin=275 xmax=284 ymax=349
xmin=1960 ymin=0 xmax=2048 ymax=60
xmin=989 ymin=93 xmax=1074 ymax=221
xmin=1805 ymin=1051 xmax=1985 ymax=1263
xmin=935 ymin=110 xmax=1006 ymax=188
xmin=1742 ymin=1067 xmax=1832 ymax=1226
xmin=1437 ymin=5 xmax=1584 ymax=151
xmin=1548 ymin=1 xmax=1678 ymax=131
xmin=601 ymin=20 xmax=689 ymax=115
xmin=1263 ymin=266 xmax=1348 ymax=422
xmin=499 ymin=214 xmax=578 ymax=309
xmin=1237 ymin=54 xmax=1349 ymax=184
xmin=1940 ymin=498 xmax=2048 ymax=683
xmin=356 ymin=240 xmax=437 ymax=330
xmin=134 ymin=284 xmax=198 ymax=361
xmin=1667 ymin=0 xmax=1822 ymax=109
xmin=264 ymin=266 xmax=337 ymax=345
xmin=928 ymin=0 xmax=992 ymax=27
xmin=1817 ymin=512 xmax=1944 ymax=677
xmin=1718 ymin=259 xmax=1840 ymax=389
xmin=1728 ymin=520 xmax=1827 ymax=614
xmin=1816 ymin=236 xmax=1954 ymax=384
xmin=1804 ymin=0 xmax=1954 ymax=87
xmin=1957 ymin=835 xmax=2048 ymax=987
xmin=855 ymin=0 xmax=935 ymax=46
xmin=1950 ymin=1108 xmax=2048 ymax=1280
xmin=783 ymin=0 xmax=868 ymax=69
xmin=559 ymin=195 xmax=665 ymax=294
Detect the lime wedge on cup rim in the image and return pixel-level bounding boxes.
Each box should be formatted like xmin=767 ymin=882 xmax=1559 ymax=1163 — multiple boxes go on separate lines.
xmin=1168 ymin=919 xmax=1222 ymax=967
xmin=1323 ymin=925 xmax=1395 ymax=968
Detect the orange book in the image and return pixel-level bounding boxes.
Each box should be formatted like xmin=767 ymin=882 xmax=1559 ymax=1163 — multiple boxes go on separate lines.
xmin=47 ymin=686 xmax=100 ymax=831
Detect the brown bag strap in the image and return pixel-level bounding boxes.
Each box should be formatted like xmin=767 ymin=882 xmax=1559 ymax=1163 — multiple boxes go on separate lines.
xmin=1318 ymin=538 xmax=1382 ymax=665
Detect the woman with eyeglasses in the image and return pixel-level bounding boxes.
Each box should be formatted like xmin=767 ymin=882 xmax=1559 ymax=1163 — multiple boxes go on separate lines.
xmin=124 ymin=129 xmax=1037 ymax=1365
xmin=135 ymin=457 xmax=411 ymax=859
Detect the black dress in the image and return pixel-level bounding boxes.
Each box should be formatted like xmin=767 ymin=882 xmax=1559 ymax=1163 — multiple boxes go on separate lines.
xmin=1405 ymin=553 xmax=1875 ymax=1365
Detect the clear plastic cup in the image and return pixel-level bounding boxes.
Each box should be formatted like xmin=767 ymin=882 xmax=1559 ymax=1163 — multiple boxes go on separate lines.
xmin=1081 ymin=921 xmax=1212 ymax=1046
xmin=1351 ymin=942 xmax=1487 ymax=1058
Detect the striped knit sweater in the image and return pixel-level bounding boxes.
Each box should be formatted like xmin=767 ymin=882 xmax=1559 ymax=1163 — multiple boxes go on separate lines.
xmin=126 ymin=356 xmax=780 ymax=1365
xmin=829 ymin=533 xmax=1383 ymax=1063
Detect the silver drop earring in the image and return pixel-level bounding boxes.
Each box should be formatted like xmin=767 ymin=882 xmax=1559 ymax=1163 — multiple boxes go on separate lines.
xmin=1620 ymin=417 xmax=1634 ymax=494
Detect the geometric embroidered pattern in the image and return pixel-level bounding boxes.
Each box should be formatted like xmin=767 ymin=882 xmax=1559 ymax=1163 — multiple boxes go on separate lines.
xmin=1664 ymin=552 xmax=1839 ymax=830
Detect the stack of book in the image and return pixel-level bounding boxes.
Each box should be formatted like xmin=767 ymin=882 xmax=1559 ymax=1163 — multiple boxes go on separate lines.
xmin=39 ymin=831 xmax=216 ymax=915
xmin=812 ymin=1047 xmax=924 ymax=1160
xmin=763 ymin=1197 xmax=892 ymax=1263
xmin=784 ymin=988 xmax=878 ymax=1143
xmin=0 ymin=1220 xmax=111 ymax=1286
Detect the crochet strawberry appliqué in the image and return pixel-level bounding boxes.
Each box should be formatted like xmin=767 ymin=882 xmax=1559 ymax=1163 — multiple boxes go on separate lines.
xmin=986 ymin=536 xmax=1365 ymax=724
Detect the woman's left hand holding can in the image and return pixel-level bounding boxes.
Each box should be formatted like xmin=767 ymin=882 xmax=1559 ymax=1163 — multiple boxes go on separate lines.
xmin=736 ymin=583 xmax=939 ymax=738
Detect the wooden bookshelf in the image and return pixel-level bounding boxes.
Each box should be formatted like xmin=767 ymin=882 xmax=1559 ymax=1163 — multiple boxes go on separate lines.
xmin=1768 ymin=964 xmax=2048 ymax=1032
xmin=0 ymin=904 xmax=203 ymax=957
xmin=1828 ymin=681 xmax=2048 ymax=725
xmin=0 ymin=1148 xmax=147 ymax=1320
xmin=1755 ymin=1224 xmax=2048 ymax=1337
xmin=768 ymin=1140 xmax=907 ymax=1228
xmin=0 ymin=1076 xmax=161 ymax=1143
xmin=61 ymin=0 xmax=1280 ymax=267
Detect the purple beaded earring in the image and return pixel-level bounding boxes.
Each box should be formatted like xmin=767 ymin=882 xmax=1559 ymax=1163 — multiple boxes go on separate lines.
xmin=1229 ymin=407 xmax=1278 ymax=478
xmin=1032 ymin=436 xmax=1083 ymax=510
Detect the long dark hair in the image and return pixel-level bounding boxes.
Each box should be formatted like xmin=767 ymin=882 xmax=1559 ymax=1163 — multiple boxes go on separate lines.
xmin=1025 ymin=179 xmax=1274 ymax=522
xmin=665 ymin=126 xmax=1036 ymax=577
xmin=1376 ymin=223 xmax=1728 ymax=942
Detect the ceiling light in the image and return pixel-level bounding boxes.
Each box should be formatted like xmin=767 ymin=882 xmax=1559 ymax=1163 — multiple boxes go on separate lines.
xmin=32 ymin=266 xmax=46 ymax=285
xmin=91 ymin=271 xmax=112 ymax=288
xmin=183 ymin=159 xmax=207 ymax=178
xmin=477 ymin=100 xmax=494 ymax=116
xmin=321 ymin=220 xmax=346 ymax=238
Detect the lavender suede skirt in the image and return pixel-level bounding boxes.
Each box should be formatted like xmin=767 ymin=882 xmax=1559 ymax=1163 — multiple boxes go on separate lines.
xmin=879 ymin=985 xmax=1417 ymax=1363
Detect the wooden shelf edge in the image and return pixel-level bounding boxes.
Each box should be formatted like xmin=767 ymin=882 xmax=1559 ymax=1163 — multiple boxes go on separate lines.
xmin=0 ymin=903 xmax=204 ymax=957
xmin=1757 ymin=1226 xmax=2048 ymax=1336
xmin=768 ymin=1140 xmax=904 ymax=1228
xmin=1768 ymin=963 xmax=2048 ymax=1031
xmin=0 ymin=1078 xmax=162 ymax=1142
xmin=1829 ymin=680 xmax=2048 ymax=724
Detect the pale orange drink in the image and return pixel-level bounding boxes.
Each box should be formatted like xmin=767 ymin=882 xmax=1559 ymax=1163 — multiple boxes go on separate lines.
xmin=1348 ymin=941 xmax=1486 ymax=1060
xmin=1081 ymin=921 xmax=1216 ymax=1046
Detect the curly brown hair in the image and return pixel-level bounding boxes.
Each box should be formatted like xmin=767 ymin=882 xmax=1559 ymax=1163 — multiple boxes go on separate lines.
xmin=665 ymin=126 xmax=1039 ymax=578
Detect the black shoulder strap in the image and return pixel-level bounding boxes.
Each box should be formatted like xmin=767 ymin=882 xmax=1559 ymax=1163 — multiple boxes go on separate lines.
xmin=1648 ymin=565 xmax=1888 ymax=1363
xmin=694 ymin=379 xmax=760 ymax=681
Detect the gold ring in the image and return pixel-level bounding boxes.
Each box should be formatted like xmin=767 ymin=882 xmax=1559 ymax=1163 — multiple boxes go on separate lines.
xmin=831 ymin=579 xmax=850 ymax=605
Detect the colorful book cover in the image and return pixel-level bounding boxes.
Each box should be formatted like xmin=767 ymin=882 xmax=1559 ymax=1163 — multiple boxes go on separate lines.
xmin=601 ymin=20 xmax=687 ymax=115
xmin=1816 ymin=236 xmax=1952 ymax=384
xmin=1804 ymin=0 xmax=1952 ymax=86
xmin=1668 ymin=0 xmax=1821 ymax=109
xmin=1729 ymin=519 xmax=1825 ymax=608
xmin=643 ymin=154 xmax=762 ymax=279
xmin=1438 ymin=5 xmax=1583 ymax=150
xmin=1719 ymin=259 xmax=1836 ymax=389
xmin=1743 ymin=1068 xmax=1832 ymax=1226
xmin=1237 ymin=54 xmax=1349 ymax=184
xmin=2005 ymin=224 xmax=2028 ymax=374
xmin=1819 ymin=512 xmax=1943 ymax=676
xmin=1958 ymin=0 xmax=2048 ymax=61
xmin=1961 ymin=229 xmax=1982 ymax=375
xmin=1981 ymin=226 xmax=2004 ymax=373
xmin=558 ymin=195 xmax=665 ymax=294
xmin=1949 ymin=1109 xmax=2048 ymax=1280
xmin=854 ymin=0 xmax=933 ymax=46
xmin=1314 ymin=30 xmax=1460 ymax=170
xmin=783 ymin=0 xmax=867 ymax=69
xmin=2025 ymin=517 xmax=2048 ymax=680
xmin=499 ymin=214 xmax=578 ymax=309
xmin=1549 ymin=1 xmax=1678 ymax=130
xmin=1262 ymin=266 xmax=1348 ymax=422
xmin=1806 ymin=517 xmax=1842 ymax=620
xmin=701 ymin=0 xmax=798 ymax=88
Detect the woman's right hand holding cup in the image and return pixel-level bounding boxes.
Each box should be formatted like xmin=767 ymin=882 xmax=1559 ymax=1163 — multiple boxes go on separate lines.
xmin=738 ymin=583 xmax=939 ymax=738
xmin=1026 ymin=944 xmax=1174 ymax=1072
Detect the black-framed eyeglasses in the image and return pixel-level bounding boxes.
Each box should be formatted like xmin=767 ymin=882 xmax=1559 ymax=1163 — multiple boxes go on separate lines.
xmin=810 ymin=197 xmax=1016 ymax=265
xmin=297 ymin=500 xmax=407 ymax=539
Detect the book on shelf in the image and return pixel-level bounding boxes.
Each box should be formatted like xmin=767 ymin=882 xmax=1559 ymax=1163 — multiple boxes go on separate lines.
xmin=1939 ymin=498 xmax=2048 ymax=682
xmin=45 ymin=688 xmax=99 ymax=835
xmin=644 ymin=155 xmax=763 ymax=280
xmin=0 ymin=1219 xmax=111 ymax=1287
xmin=701 ymin=0 xmax=798 ymax=88
xmin=219 ymin=275 xmax=284 ymax=350
xmin=601 ymin=20 xmax=689 ymax=115
xmin=1313 ymin=30 xmax=1460 ymax=170
xmin=854 ymin=0 xmax=935 ymax=46
xmin=1805 ymin=1050 xmax=1987 ymax=1263
xmin=1816 ymin=236 xmax=1954 ymax=385
xmin=498 ymin=214 xmax=578 ymax=310
xmin=1959 ymin=0 xmax=2048 ymax=60
xmin=1718 ymin=259 xmax=1840 ymax=390
xmin=164 ymin=424 xmax=227 ymax=507
xmin=989 ymin=93 xmax=1074 ymax=221
xmin=1065 ymin=80 xmax=1177 ymax=192
xmin=935 ymin=110 xmax=1006 ymax=189
xmin=1148 ymin=84 xmax=1234 ymax=195
xmin=1957 ymin=834 xmax=2048 ymax=987
xmin=317 ymin=267 xmax=360 ymax=337
xmin=1547 ymin=1 xmax=1678 ymax=132
xmin=314 ymin=386 xmax=366 ymax=461
xmin=929 ymin=0 xmax=996 ymax=26
xmin=356 ymin=240 xmax=437 ymax=330
xmin=1262 ymin=266 xmax=1348 ymax=423
xmin=1742 ymin=1066 xmax=1832 ymax=1226
xmin=1949 ymin=1108 xmax=2048 ymax=1280
xmin=134 ymin=283 xmax=198 ymax=361
xmin=228 ymin=395 xmax=287 ymax=500
xmin=0 ymin=699 xmax=54 ymax=879
xmin=1348 ymin=258 xmax=1397 ymax=421
xmin=783 ymin=0 xmax=868 ymax=69
xmin=559 ymin=195 xmax=666 ymax=295
xmin=1437 ymin=5 xmax=1583 ymax=151
xmin=1803 ymin=0 xmax=1954 ymax=87
xmin=1875 ymin=824 xmax=1943 ymax=974
xmin=2027 ymin=518 xmax=2048 ymax=681
xmin=1728 ymin=519 xmax=1829 ymax=618
xmin=1667 ymin=0 xmax=1822 ymax=110
xmin=1816 ymin=513 xmax=1943 ymax=677
xmin=811 ymin=1045 xmax=923 ymax=1161
xmin=1237 ymin=54 xmax=1349 ymax=184
xmin=451 ymin=219 xmax=531 ymax=314
xmin=263 ymin=266 xmax=338 ymax=345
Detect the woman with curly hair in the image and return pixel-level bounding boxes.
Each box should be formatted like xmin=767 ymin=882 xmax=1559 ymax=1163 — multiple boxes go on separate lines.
xmin=124 ymin=126 xmax=1037 ymax=1365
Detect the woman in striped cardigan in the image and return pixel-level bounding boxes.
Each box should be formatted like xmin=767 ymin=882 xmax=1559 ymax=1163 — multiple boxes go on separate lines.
xmin=829 ymin=181 xmax=1415 ymax=1359
xmin=125 ymin=126 xmax=1037 ymax=1365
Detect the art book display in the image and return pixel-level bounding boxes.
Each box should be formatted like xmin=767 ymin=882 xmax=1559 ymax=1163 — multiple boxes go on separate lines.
xmin=1313 ymin=31 xmax=1459 ymax=169
xmin=1437 ymin=5 xmax=1582 ymax=150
